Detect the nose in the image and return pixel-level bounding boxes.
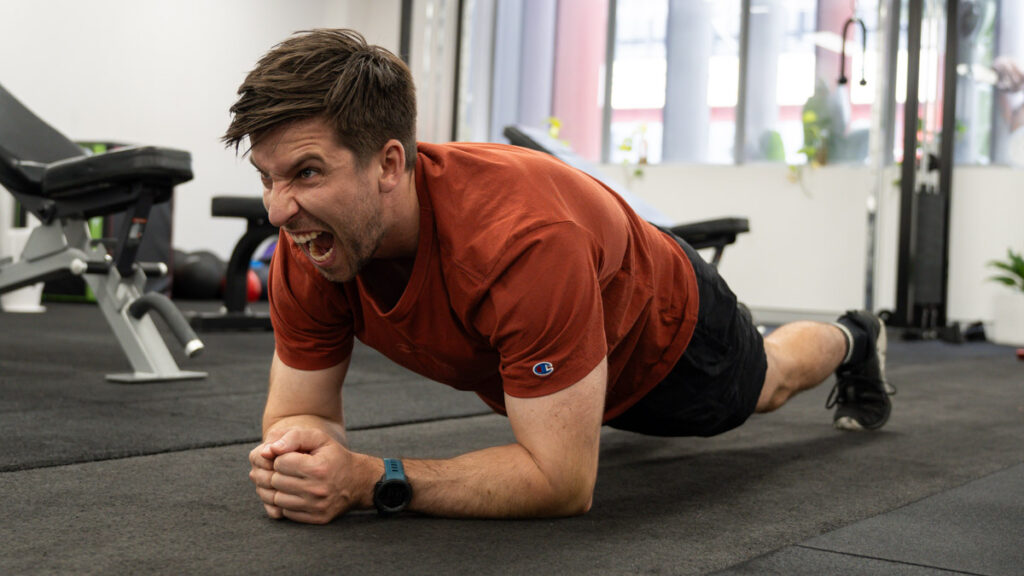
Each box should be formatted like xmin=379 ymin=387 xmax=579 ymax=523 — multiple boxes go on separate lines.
xmin=263 ymin=182 xmax=298 ymax=228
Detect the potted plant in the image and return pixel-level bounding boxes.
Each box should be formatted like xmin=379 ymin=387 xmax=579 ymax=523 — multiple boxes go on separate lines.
xmin=988 ymin=248 xmax=1024 ymax=346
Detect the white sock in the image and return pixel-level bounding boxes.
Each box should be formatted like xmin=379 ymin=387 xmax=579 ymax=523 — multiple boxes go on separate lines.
xmin=832 ymin=322 xmax=855 ymax=366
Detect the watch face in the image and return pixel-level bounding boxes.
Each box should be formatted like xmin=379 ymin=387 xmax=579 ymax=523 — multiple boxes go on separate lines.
xmin=375 ymin=478 xmax=412 ymax=512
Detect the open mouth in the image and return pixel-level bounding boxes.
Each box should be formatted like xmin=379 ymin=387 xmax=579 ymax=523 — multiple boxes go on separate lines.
xmin=290 ymin=230 xmax=336 ymax=263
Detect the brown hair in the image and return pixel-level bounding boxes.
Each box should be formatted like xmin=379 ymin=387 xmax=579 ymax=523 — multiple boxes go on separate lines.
xmin=224 ymin=29 xmax=417 ymax=170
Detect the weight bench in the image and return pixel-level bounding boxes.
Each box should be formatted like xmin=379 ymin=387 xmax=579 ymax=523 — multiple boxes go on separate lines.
xmin=0 ymin=82 xmax=206 ymax=382
xmin=186 ymin=195 xmax=277 ymax=332
xmin=503 ymin=125 xmax=749 ymax=266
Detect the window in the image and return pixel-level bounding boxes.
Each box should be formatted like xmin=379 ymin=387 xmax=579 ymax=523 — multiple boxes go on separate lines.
xmin=608 ymin=0 xmax=668 ymax=165
xmin=609 ymin=0 xmax=743 ymax=165
xmin=449 ymin=0 xmax=894 ymax=168
xmin=950 ymin=0 xmax=1024 ymax=167
xmin=744 ymin=0 xmax=880 ymax=165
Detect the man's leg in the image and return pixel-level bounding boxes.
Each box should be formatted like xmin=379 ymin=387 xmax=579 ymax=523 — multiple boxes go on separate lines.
xmin=756 ymin=321 xmax=846 ymax=412
xmin=756 ymin=312 xmax=893 ymax=430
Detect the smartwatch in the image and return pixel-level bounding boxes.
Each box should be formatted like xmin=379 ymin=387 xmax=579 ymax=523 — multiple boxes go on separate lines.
xmin=373 ymin=458 xmax=412 ymax=516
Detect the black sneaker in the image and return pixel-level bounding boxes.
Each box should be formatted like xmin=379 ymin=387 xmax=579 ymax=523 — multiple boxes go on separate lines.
xmin=826 ymin=311 xmax=895 ymax=431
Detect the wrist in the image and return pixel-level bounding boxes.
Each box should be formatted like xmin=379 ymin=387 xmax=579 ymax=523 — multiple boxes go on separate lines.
xmin=373 ymin=458 xmax=413 ymax=516
xmin=355 ymin=453 xmax=386 ymax=510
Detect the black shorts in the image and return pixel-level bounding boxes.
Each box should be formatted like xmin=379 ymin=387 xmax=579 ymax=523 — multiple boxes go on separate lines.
xmin=607 ymin=233 xmax=767 ymax=437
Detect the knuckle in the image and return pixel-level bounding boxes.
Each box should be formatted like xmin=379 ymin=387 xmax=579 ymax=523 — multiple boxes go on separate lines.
xmin=308 ymin=464 xmax=328 ymax=479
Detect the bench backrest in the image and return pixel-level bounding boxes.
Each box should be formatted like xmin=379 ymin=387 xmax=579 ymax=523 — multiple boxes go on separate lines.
xmin=0 ymin=83 xmax=86 ymax=194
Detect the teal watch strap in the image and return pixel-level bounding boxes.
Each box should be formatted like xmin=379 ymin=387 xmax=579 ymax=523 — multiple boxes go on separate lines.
xmin=375 ymin=458 xmax=412 ymax=515
xmin=382 ymin=458 xmax=406 ymax=481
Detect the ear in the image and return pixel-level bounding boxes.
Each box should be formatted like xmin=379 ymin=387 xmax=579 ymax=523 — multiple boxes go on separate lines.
xmin=378 ymin=139 xmax=406 ymax=194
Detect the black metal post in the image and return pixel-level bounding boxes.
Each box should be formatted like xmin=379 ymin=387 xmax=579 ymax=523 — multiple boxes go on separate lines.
xmin=734 ymin=0 xmax=751 ymax=164
xmin=936 ymin=0 xmax=959 ymax=328
xmin=895 ymin=0 xmax=923 ymax=327
xmin=399 ymin=0 xmax=413 ymax=64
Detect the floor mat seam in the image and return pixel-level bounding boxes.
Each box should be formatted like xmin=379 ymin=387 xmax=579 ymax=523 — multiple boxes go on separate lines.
xmin=0 ymin=411 xmax=497 ymax=473
xmin=793 ymin=543 xmax=990 ymax=575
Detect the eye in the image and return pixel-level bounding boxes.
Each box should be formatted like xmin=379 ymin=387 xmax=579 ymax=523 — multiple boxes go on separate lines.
xmin=256 ymin=169 xmax=271 ymax=189
xmin=298 ymin=167 xmax=319 ymax=179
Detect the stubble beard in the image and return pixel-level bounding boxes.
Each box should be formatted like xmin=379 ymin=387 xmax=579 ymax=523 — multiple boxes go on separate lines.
xmin=316 ymin=215 xmax=385 ymax=284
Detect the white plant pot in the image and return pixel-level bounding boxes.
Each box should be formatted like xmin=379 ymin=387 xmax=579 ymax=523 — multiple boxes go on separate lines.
xmin=0 ymin=227 xmax=46 ymax=313
xmin=989 ymin=291 xmax=1024 ymax=347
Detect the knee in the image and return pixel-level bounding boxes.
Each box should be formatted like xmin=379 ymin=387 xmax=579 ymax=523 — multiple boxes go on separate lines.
xmin=756 ymin=343 xmax=794 ymax=412
xmin=755 ymin=382 xmax=789 ymax=413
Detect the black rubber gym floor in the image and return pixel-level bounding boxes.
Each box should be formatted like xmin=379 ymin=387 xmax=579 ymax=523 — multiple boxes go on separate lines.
xmin=2 ymin=302 xmax=1021 ymax=575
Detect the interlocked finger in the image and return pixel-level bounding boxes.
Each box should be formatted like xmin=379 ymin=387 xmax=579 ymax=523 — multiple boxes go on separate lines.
xmin=268 ymin=469 xmax=309 ymax=496
xmin=249 ymin=466 xmax=275 ymax=490
xmin=249 ymin=445 xmax=274 ymax=470
xmin=269 ymin=490 xmax=316 ymax=513
xmin=254 ymin=480 xmax=285 ymax=519
xmin=273 ymin=451 xmax=315 ymax=478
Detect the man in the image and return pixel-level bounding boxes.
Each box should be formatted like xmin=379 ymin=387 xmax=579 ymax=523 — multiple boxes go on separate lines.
xmin=227 ymin=29 xmax=893 ymax=524
xmin=992 ymin=56 xmax=1024 ymax=166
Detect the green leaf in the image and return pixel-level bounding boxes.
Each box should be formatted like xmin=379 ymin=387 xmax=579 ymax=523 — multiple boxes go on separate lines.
xmin=988 ymin=275 xmax=1018 ymax=287
xmin=989 ymin=261 xmax=1017 ymax=274
xmin=987 ymin=248 xmax=1024 ymax=292
xmin=1006 ymin=248 xmax=1024 ymax=272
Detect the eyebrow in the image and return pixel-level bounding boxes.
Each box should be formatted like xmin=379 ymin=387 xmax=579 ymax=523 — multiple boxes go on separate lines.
xmin=250 ymin=153 xmax=324 ymax=176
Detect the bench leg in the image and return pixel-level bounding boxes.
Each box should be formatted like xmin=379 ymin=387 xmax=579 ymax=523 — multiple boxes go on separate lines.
xmin=62 ymin=221 xmax=207 ymax=383
xmin=83 ymin=269 xmax=207 ymax=383
xmin=187 ymin=223 xmax=276 ymax=332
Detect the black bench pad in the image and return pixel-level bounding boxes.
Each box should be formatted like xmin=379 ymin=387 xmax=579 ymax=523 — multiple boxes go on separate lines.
xmin=212 ymin=196 xmax=268 ymax=220
xmin=671 ymin=217 xmax=749 ymax=250
xmin=41 ymin=146 xmax=192 ymax=197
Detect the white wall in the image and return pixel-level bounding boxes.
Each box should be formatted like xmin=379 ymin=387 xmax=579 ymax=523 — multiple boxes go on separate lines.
xmin=620 ymin=163 xmax=872 ymax=318
xmin=328 ymin=0 xmax=402 ymax=47
xmin=620 ymin=161 xmax=1023 ymax=325
xmin=0 ymin=0 xmax=399 ymax=261
xmin=947 ymin=167 xmax=1024 ymax=325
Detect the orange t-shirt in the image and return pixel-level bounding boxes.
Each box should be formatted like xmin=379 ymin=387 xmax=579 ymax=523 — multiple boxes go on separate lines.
xmin=268 ymin=142 xmax=699 ymax=421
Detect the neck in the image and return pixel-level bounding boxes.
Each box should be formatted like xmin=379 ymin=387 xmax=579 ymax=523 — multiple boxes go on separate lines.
xmin=375 ymin=170 xmax=420 ymax=260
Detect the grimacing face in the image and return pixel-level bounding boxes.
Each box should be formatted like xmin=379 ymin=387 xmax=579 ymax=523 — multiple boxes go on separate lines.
xmin=251 ymin=118 xmax=385 ymax=283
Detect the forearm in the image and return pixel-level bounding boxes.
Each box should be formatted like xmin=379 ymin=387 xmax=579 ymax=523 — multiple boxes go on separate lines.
xmin=1012 ymin=105 xmax=1024 ymax=133
xmin=398 ymin=443 xmax=595 ymax=519
xmin=385 ymin=363 xmax=607 ymax=519
xmin=254 ymin=359 xmax=606 ymax=523
xmin=261 ymin=353 xmax=349 ymax=444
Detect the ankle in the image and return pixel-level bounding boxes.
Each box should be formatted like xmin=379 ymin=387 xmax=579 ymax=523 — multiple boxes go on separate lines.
xmin=833 ymin=316 xmax=868 ymax=368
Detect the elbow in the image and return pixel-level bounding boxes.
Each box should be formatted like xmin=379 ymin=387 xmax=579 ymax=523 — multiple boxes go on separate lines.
xmin=546 ymin=477 xmax=595 ymax=517
xmin=560 ymin=489 xmax=594 ymax=517
xmin=522 ymin=475 xmax=594 ymax=518
xmin=570 ymin=494 xmax=594 ymax=516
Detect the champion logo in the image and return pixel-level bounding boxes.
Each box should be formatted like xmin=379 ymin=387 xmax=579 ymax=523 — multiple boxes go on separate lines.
xmin=532 ymin=361 xmax=554 ymax=377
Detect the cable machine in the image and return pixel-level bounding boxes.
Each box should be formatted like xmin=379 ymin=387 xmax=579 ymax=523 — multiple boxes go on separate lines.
xmin=891 ymin=0 xmax=962 ymax=341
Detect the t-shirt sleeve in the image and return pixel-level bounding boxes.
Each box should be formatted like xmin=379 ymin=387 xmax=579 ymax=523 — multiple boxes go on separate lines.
xmin=476 ymin=222 xmax=608 ymax=398
xmin=268 ymin=232 xmax=354 ymax=370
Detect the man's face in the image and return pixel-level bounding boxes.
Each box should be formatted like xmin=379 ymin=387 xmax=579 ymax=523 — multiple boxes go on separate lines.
xmin=250 ymin=118 xmax=384 ymax=283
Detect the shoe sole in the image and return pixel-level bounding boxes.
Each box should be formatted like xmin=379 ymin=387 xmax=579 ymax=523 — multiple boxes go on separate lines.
xmin=834 ymin=416 xmax=865 ymax=431
xmin=877 ymin=315 xmax=892 ymax=394
xmin=834 ymin=401 xmax=890 ymax=430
